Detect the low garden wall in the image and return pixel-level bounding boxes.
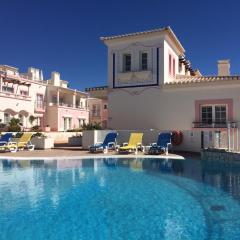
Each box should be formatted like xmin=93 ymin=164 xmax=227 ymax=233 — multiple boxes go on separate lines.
xmin=201 ymin=149 xmax=240 ymax=161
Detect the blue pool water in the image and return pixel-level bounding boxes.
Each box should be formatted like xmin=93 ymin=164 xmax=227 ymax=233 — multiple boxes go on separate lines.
xmin=0 ymin=157 xmax=240 ymax=240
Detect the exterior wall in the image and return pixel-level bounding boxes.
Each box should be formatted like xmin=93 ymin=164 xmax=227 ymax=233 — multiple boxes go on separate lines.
xmin=81 ymin=129 xmax=218 ymax=152
xmin=45 ymin=106 xmax=59 ymax=131
xmin=108 ymin=83 xmax=240 ymax=130
xmin=0 ymin=66 xmax=89 ymax=132
xmin=45 ymin=85 xmax=89 ymax=131
xmin=58 ymin=107 xmax=89 ymax=131
xmin=0 ymin=71 xmax=47 ymax=129
xmin=107 ymin=37 xmax=163 ymax=89
xmin=164 ymin=40 xmax=179 ymax=83
xmin=104 ymin=30 xmax=240 ymax=134
xmin=88 ymin=98 xmax=108 ymax=128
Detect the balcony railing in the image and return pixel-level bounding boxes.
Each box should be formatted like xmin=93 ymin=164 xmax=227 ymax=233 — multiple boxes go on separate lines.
xmin=90 ymin=110 xmax=101 ymax=118
xmin=0 ymin=91 xmax=31 ymax=100
xmin=192 ymin=121 xmax=237 ymax=128
xmin=34 ymin=101 xmax=46 ymax=111
xmin=48 ymin=102 xmax=87 ymax=110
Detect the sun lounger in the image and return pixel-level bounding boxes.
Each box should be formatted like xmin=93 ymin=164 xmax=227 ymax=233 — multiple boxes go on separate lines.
xmin=118 ymin=133 xmax=143 ymax=154
xmin=89 ymin=132 xmax=118 ymax=153
xmin=147 ymin=132 xmax=172 ymax=155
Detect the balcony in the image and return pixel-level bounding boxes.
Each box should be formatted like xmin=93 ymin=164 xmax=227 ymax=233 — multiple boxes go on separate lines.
xmin=90 ymin=110 xmax=101 ymax=118
xmin=116 ymin=70 xmax=153 ymax=87
xmin=0 ymin=91 xmax=31 ymax=101
xmin=192 ymin=121 xmax=237 ymax=129
xmin=48 ymin=102 xmax=87 ymax=111
xmin=34 ymin=102 xmax=46 ymax=112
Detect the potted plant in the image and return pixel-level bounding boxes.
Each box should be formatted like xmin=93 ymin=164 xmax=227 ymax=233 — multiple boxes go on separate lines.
xmin=31 ymin=128 xmax=54 ymax=149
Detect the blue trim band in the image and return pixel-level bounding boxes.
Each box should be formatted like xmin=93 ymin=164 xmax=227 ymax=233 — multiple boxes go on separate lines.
xmin=113 ymin=53 xmax=115 ymax=88
xmin=112 ymin=47 xmax=159 ymax=89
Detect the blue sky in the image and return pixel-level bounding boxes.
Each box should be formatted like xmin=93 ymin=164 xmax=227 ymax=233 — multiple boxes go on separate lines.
xmin=0 ymin=0 xmax=239 ymax=90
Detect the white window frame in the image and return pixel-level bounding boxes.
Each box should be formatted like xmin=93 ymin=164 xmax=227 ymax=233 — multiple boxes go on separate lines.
xmin=4 ymin=113 xmax=10 ymax=124
xmin=122 ymin=53 xmax=132 ymax=72
xmin=19 ymin=114 xmax=24 ymax=125
xmin=200 ymin=104 xmax=228 ymax=124
xmin=36 ymin=94 xmax=44 ymax=108
xmin=78 ymin=118 xmax=85 ymax=128
xmin=140 ymin=51 xmax=148 ymax=71
xmin=20 ymin=90 xmax=28 ymax=96
xmin=2 ymin=86 xmax=14 ymax=93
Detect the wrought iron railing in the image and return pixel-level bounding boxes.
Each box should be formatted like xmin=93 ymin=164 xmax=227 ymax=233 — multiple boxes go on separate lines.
xmin=192 ymin=121 xmax=237 ymax=128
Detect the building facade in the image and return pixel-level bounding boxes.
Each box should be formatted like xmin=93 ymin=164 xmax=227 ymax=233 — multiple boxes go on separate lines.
xmin=85 ymin=86 xmax=108 ymax=129
xmin=101 ymin=27 xmax=240 ymax=131
xmin=0 ymin=65 xmax=89 ymax=131
xmin=45 ymin=72 xmax=89 ymax=131
xmin=0 ymin=65 xmax=47 ymax=130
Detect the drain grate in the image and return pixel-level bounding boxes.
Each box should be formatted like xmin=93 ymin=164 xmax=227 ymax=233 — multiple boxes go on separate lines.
xmin=210 ymin=205 xmax=226 ymax=211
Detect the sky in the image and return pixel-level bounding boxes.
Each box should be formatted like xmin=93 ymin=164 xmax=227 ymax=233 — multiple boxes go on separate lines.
xmin=0 ymin=0 xmax=239 ymax=90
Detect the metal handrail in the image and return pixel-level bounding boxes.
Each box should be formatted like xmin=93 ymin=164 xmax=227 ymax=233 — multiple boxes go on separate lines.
xmin=192 ymin=121 xmax=237 ymax=128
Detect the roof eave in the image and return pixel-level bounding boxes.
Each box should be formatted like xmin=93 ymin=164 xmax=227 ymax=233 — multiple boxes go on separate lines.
xmin=100 ymin=26 xmax=185 ymax=54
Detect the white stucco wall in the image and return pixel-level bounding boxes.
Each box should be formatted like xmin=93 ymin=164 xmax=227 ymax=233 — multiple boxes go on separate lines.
xmin=108 ymin=82 xmax=240 ymax=130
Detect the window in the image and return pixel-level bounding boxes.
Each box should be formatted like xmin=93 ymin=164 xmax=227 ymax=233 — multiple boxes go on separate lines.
xmin=2 ymin=86 xmax=14 ymax=93
xmin=78 ymin=119 xmax=85 ymax=128
xmin=215 ymin=106 xmax=226 ymax=123
xmin=63 ymin=117 xmax=72 ymax=131
xmin=19 ymin=114 xmax=24 ymax=125
xmin=201 ymin=106 xmax=213 ymax=124
xmin=140 ymin=52 xmax=148 ymax=71
xmin=104 ymin=104 xmax=107 ymax=109
xmin=36 ymin=94 xmax=44 ymax=109
xmin=36 ymin=117 xmax=42 ymax=126
xmin=92 ymin=104 xmax=100 ymax=117
xmin=173 ymin=58 xmax=175 ymax=76
xmin=52 ymin=96 xmax=57 ymax=104
xmin=169 ymin=54 xmax=172 ymax=75
xmin=179 ymin=62 xmax=182 ymax=73
xmin=4 ymin=113 xmax=10 ymax=124
xmin=20 ymin=90 xmax=28 ymax=96
xmin=201 ymin=105 xmax=227 ymax=125
xmin=123 ymin=54 xmax=131 ymax=72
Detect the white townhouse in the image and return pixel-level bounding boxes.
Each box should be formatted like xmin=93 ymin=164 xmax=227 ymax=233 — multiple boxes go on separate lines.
xmin=101 ymin=27 xmax=240 ymax=134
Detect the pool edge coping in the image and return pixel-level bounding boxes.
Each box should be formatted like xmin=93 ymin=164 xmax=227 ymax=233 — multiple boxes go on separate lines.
xmin=0 ymin=154 xmax=185 ymax=161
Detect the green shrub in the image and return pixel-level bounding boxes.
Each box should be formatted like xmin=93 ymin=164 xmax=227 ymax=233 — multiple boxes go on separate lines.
xmin=31 ymin=125 xmax=41 ymax=132
xmin=82 ymin=122 xmax=102 ymax=130
xmin=67 ymin=128 xmax=82 ymax=132
xmin=8 ymin=118 xmax=21 ymax=132
xmin=32 ymin=132 xmax=46 ymax=138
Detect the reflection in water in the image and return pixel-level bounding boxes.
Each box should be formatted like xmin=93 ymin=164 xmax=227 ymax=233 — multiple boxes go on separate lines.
xmin=1 ymin=157 xmax=240 ymax=203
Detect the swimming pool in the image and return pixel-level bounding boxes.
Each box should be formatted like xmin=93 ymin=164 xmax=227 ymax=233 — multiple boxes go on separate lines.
xmin=0 ymin=157 xmax=240 ymax=240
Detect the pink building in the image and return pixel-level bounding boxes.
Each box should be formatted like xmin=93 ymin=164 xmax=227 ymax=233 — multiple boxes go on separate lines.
xmin=45 ymin=72 xmax=89 ymax=131
xmin=85 ymin=86 xmax=108 ymax=129
xmin=0 ymin=65 xmax=89 ymax=131
xmin=0 ymin=65 xmax=46 ymax=130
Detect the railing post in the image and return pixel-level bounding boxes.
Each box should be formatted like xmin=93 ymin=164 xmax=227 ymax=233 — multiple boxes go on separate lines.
xmin=237 ymin=124 xmax=239 ymax=151
xmin=227 ymin=122 xmax=231 ymax=151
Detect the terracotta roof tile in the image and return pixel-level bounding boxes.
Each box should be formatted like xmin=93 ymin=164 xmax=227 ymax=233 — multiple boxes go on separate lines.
xmin=165 ymin=75 xmax=240 ymax=85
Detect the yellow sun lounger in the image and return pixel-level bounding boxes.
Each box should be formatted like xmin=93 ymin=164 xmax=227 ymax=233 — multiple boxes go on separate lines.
xmin=8 ymin=133 xmax=35 ymax=152
xmin=118 ymin=133 xmax=143 ymax=154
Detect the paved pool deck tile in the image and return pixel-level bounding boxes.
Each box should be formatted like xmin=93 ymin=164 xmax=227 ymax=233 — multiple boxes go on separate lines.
xmin=0 ymin=147 xmax=185 ymax=160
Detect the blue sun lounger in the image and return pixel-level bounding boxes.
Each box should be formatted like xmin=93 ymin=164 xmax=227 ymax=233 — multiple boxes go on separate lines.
xmin=148 ymin=132 xmax=172 ymax=155
xmin=0 ymin=133 xmax=14 ymax=152
xmin=89 ymin=132 xmax=118 ymax=153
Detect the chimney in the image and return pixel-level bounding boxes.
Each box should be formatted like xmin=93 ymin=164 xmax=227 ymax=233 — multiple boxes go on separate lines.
xmin=218 ymin=60 xmax=230 ymax=76
xmin=51 ymin=71 xmax=60 ymax=86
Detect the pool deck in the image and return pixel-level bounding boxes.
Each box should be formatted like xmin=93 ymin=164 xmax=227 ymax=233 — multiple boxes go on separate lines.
xmin=0 ymin=147 xmax=186 ymax=160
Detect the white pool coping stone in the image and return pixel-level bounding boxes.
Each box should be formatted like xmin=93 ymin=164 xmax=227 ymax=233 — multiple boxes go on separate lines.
xmin=0 ymin=154 xmax=185 ymax=161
